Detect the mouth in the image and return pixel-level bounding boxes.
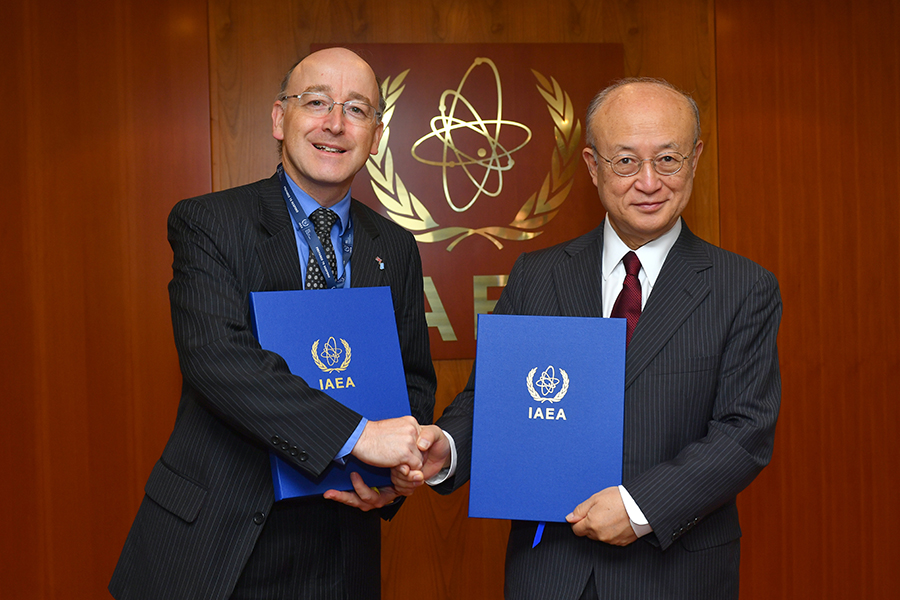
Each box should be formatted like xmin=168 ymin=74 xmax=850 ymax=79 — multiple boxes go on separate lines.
xmin=313 ymin=144 xmax=346 ymax=154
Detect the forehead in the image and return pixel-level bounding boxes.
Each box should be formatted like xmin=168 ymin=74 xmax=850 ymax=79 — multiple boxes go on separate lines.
xmin=593 ymin=84 xmax=696 ymax=152
xmin=287 ymin=50 xmax=379 ymax=103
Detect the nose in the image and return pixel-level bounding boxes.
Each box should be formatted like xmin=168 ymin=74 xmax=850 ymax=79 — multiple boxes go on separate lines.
xmin=633 ymin=159 xmax=662 ymax=192
xmin=321 ymin=104 xmax=346 ymax=133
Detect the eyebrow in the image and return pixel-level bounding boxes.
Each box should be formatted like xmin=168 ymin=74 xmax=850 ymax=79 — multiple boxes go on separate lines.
xmin=609 ymin=141 xmax=685 ymax=154
xmin=301 ymin=84 xmax=374 ymax=105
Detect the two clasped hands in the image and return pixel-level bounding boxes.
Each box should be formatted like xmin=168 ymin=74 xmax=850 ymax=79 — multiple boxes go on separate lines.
xmin=322 ymin=417 xmax=450 ymax=511
xmin=323 ymin=416 xmax=638 ymax=546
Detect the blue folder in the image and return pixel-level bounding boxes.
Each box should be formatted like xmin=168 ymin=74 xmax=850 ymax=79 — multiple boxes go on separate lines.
xmin=469 ymin=314 xmax=626 ymax=522
xmin=249 ymin=287 xmax=410 ymax=500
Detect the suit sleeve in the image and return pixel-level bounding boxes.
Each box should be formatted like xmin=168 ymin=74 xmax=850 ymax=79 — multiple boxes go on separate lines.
xmin=626 ymin=268 xmax=782 ymax=550
xmin=167 ymin=197 xmax=363 ymax=480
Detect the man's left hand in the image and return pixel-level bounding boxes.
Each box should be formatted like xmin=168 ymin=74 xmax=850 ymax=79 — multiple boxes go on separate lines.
xmin=566 ymin=486 xmax=638 ymax=546
xmin=324 ymin=471 xmax=400 ymax=512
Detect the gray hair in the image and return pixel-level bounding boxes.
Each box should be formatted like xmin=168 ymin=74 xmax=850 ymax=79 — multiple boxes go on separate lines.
xmin=584 ymin=77 xmax=701 ymax=148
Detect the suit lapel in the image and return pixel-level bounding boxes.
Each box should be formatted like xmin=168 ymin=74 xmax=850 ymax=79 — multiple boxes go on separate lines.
xmin=348 ymin=200 xmax=386 ymax=289
xmin=256 ymin=174 xmax=304 ymax=291
xmin=553 ymin=226 xmax=605 ymax=318
xmin=624 ymin=225 xmax=712 ymax=388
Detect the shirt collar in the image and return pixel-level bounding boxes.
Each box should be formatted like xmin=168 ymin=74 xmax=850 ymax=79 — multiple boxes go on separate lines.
xmin=602 ymin=217 xmax=682 ymax=288
xmin=284 ymin=174 xmax=352 ymax=235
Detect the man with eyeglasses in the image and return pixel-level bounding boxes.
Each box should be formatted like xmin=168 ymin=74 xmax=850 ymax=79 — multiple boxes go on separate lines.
xmin=110 ymin=47 xmax=436 ymax=600
xmin=394 ymin=78 xmax=782 ymax=599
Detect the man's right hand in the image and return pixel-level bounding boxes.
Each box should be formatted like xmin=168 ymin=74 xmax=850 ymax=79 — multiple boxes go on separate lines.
xmin=350 ymin=416 xmax=423 ymax=470
xmin=392 ymin=425 xmax=452 ymax=495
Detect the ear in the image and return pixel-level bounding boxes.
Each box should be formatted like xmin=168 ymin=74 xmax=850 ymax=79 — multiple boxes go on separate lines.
xmin=582 ymin=146 xmax=600 ymax=186
xmin=690 ymin=140 xmax=704 ymax=175
xmin=272 ymin=101 xmax=285 ymax=141
xmin=369 ymin=121 xmax=384 ymax=156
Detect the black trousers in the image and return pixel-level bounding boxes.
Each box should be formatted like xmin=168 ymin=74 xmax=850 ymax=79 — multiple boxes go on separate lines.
xmin=230 ymin=499 xmax=381 ymax=600
xmin=578 ymin=572 xmax=599 ymax=600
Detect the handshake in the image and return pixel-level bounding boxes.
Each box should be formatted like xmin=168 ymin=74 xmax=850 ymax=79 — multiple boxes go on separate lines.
xmin=323 ymin=417 xmax=452 ymax=512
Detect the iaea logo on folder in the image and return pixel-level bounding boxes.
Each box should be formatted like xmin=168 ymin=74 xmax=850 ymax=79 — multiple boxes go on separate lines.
xmin=311 ymin=336 xmax=351 ymax=373
xmin=527 ymin=365 xmax=569 ymax=402
xmin=526 ymin=365 xmax=570 ymax=420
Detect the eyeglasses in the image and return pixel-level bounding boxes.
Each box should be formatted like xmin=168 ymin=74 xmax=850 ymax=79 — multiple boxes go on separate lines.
xmin=593 ymin=146 xmax=694 ymax=177
xmin=279 ymin=92 xmax=382 ymax=124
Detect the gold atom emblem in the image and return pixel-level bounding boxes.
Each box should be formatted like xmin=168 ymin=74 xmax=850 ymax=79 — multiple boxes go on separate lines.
xmin=410 ymin=57 xmax=532 ymax=213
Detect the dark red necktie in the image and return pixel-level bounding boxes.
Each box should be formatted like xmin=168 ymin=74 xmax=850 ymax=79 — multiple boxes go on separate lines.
xmin=611 ymin=251 xmax=642 ymax=347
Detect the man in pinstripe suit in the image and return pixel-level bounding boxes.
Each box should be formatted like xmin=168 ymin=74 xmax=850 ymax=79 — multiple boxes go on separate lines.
xmin=396 ymin=78 xmax=782 ymax=599
xmin=110 ymin=48 xmax=436 ymax=599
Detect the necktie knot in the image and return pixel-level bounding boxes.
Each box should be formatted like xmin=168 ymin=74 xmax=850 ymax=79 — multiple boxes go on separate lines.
xmin=310 ymin=207 xmax=339 ymax=239
xmin=622 ymin=251 xmax=641 ymax=278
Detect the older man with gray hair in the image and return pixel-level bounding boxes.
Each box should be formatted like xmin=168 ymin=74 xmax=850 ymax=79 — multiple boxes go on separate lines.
xmin=397 ymin=77 xmax=782 ymax=599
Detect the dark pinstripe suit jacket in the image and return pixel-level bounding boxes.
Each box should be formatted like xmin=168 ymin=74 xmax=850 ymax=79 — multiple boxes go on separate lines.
xmin=435 ymin=221 xmax=781 ymax=599
xmin=109 ymin=174 xmax=436 ymax=599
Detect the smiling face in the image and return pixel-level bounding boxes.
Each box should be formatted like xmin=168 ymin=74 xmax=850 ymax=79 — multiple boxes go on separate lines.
xmin=582 ymin=82 xmax=703 ymax=250
xmin=272 ymin=48 xmax=384 ymax=207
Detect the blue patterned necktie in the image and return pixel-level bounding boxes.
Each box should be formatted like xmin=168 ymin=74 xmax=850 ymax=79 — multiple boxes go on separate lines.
xmin=611 ymin=251 xmax=642 ymax=347
xmin=305 ymin=208 xmax=339 ymax=290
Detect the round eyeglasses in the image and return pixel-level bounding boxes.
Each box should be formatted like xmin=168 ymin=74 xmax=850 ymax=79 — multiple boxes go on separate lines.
xmin=593 ymin=146 xmax=693 ymax=177
xmin=279 ymin=92 xmax=382 ymax=124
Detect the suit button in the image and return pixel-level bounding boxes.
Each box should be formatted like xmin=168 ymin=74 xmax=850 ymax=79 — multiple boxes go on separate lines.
xmin=693 ymin=517 xmax=699 ymax=524
xmin=280 ymin=442 xmax=289 ymax=451
xmin=290 ymin=446 xmax=299 ymax=456
xmin=270 ymin=436 xmax=281 ymax=446
xmin=298 ymin=451 xmax=309 ymax=462
xmin=253 ymin=512 xmax=266 ymax=525
xmin=672 ymin=531 xmax=678 ymax=540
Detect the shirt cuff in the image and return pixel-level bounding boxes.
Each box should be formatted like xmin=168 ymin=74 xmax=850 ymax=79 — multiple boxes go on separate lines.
xmin=618 ymin=485 xmax=653 ymax=538
xmin=425 ymin=429 xmax=457 ymax=485
xmin=334 ymin=417 xmax=367 ymax=465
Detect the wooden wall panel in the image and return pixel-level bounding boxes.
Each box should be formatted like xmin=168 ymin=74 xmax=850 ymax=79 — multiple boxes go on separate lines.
xmin=209 ymin=1 xmax=717 ymax=598
xmin=716 ymin=1 xmax=900 ymax=598
xmin=0 ymin=1 xmax=41 ymax=595
xmin=0 ymin=0 xmax=211 ymax=597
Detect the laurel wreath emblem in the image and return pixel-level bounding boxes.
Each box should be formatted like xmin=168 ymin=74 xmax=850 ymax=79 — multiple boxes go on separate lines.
xmin=366 ymin=68 xmax=582 ymax=250
xmin=526 ymin=367 xmax=570 ymax=403
xmin=311 ymin=338 xmax=352 ymax=373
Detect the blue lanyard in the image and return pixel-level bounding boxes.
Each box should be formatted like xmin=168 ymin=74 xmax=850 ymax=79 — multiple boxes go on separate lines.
xmin=277 ymin=164 xmax=354 ymax=289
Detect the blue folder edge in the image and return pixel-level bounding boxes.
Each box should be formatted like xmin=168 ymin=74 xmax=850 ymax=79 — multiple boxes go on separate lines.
xmin=249 ymin=287 xmax=410 ymax=500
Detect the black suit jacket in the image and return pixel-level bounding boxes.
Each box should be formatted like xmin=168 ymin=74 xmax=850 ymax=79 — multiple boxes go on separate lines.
xmin=110 ymin=174 xmax=436 ymax=599
xmin=435 ymin=222 xmax=781 ymax=599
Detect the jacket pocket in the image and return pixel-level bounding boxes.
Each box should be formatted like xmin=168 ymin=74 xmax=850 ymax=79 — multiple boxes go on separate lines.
xmin=144 ymin=459 xmax=209 ymax=523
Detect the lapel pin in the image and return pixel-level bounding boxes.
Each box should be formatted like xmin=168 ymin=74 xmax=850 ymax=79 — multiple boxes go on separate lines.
xmin=375 ymin=257 xmax=384 ymax=270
